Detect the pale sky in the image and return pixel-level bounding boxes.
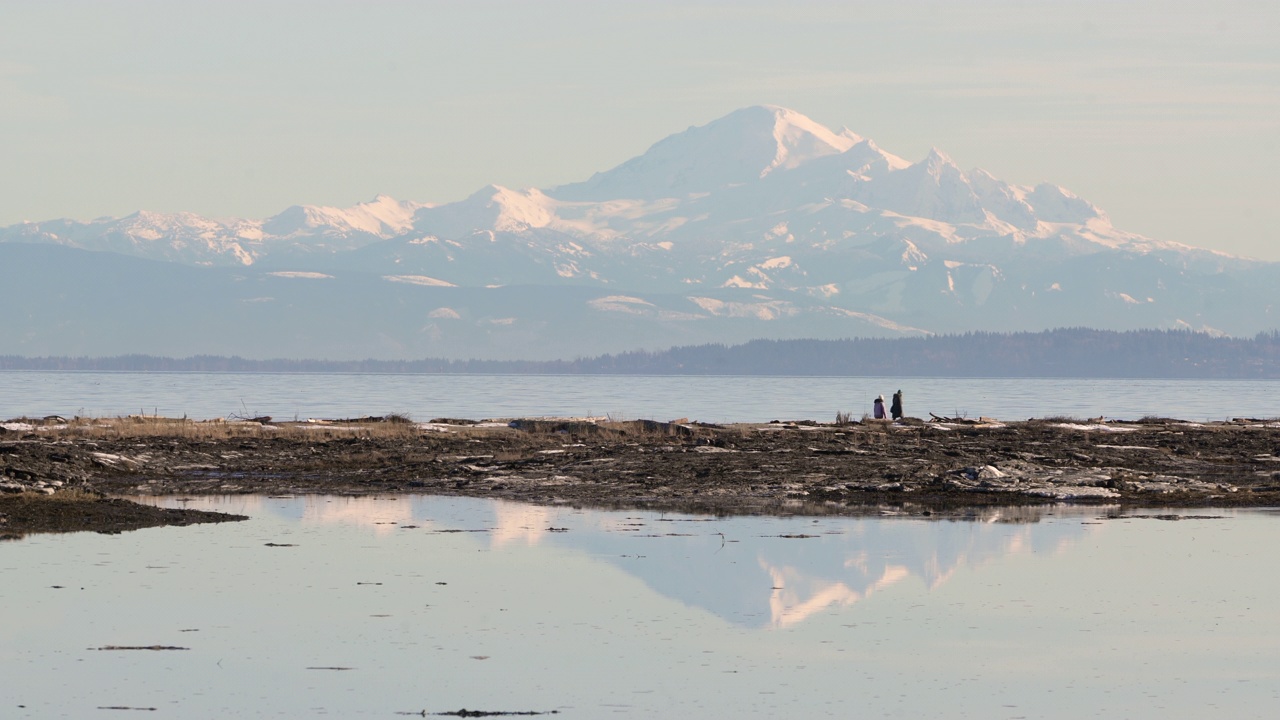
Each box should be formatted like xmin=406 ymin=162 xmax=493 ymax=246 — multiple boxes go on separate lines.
xmin=3 ymin=0 xmax=1278 ymax=259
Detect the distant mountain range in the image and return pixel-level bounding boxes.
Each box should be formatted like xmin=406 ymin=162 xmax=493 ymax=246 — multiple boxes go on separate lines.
xmin=3 ymin=105 xmax=1276 ymax=359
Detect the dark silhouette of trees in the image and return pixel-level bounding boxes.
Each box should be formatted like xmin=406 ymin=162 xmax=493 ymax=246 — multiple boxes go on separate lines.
xmin=2 ymin=328 xmax=1277 ymax=378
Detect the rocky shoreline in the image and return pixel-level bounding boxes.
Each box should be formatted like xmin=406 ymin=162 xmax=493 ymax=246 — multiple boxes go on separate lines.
xmin=3 ymin=414 xmax=1279 ymax=535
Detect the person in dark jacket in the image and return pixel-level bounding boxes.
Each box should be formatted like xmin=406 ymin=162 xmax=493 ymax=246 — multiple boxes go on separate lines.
xmin=890 ymin=390 xmax=904 ymax=420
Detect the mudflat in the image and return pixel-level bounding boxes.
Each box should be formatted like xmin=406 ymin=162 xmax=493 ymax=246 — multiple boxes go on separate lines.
xmin=0 ymin=491 xmax=246 ymax=539
xmin=3 ymin=414 xmax=1279 ymax=535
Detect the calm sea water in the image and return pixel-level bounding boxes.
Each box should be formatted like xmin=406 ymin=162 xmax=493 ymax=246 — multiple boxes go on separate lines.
xmin=3 ymin=496 xmax=1279 ymax=718
xmin=0 ymin=371 xmax=1276 ymax=423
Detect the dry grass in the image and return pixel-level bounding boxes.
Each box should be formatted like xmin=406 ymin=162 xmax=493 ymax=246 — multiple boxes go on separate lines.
xmin=10 ymin=488 xmax=101 ymax=502
xmin=12 ymin=414 xmax=423 ymax=441
xmin=3 ymin=414 xmax=786 ymax=443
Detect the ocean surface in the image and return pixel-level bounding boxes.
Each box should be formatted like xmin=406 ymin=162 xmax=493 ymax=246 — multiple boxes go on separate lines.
xmin=4 ymin=496 xmax=1279 ymax=718
xmin=0 ymin=371 xmax=1276 ymax=423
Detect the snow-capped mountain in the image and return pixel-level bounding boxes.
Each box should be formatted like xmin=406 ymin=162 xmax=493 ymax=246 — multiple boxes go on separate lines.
xmin=1 ymin=106 xmax=1274 ymax=359
xmin=555 ymin=105 xmax=867 ymax=201
xmin=1 ymin=195 xmax=427 ymax=266
xmin=356 ymin=104 xmax=1230 ymax=296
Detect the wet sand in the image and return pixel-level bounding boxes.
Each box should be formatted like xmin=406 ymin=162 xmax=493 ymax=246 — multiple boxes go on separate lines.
xmin=3 ymin=415 xmax=1279 ymax=535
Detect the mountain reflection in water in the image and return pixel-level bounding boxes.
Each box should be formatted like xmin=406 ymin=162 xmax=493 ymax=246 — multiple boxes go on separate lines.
xmin=208 ymin=495 xmax=1100 ymax=629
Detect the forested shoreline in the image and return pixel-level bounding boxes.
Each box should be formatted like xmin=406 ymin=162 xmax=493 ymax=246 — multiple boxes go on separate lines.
xmin=3 ymin=328 xmax=1277 ymax=378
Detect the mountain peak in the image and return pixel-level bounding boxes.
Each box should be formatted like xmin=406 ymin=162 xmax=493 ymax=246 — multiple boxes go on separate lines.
xmin=758 ymin=106 xmax=861 ymax=175
xmin=671 ymin=105 xmax=862 ymax=175
xmin=553 ymin=105 xmax=861 ymax=201
xmin=921 ymin=147 xmax=957 ymax=170
xmin=261 ymin=195 xmax=423 ymax=239
xmin=464 ymin=184 xmax=508 ymax=202
xmin=417 ymin=184 xmax=555 ymax=236
xmin=1024 ymin=183 xmax=1105 ymax=224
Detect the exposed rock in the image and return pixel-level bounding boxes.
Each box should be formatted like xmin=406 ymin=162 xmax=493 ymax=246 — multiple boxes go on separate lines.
xmin=0 ymin=416 xmax=1273 ymax=515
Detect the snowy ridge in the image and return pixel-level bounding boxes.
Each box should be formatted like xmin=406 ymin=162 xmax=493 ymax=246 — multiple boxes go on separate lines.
xmin=2 ymin=195 xmax=426 ymax=266
xmin=264 ymin=194 xmax=427 ymax=239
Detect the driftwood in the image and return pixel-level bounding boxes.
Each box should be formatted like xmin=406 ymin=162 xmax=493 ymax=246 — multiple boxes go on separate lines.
xmin=930 ymin=413 xmax=975 ymax=424
xmin=929 ymin=413 xmax=1002 ymax=424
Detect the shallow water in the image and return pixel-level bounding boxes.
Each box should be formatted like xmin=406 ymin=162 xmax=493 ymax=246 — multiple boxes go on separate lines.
xmin=2 ymin=371 xmax=1277 ymax=422
xmin=3 ymin=496 xmax=1280 ymax=718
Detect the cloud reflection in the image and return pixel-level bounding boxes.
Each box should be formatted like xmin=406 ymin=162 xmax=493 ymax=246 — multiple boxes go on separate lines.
xmin=298 ymin=496 xmax=417 ymax=535
xmin=491 ymin=501 xmax=554 ymax=548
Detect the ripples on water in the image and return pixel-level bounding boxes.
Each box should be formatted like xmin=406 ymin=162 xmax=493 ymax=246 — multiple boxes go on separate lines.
xmin=3 ymin=497 xmax=1279 ymax=717
xmin=3 ymin=372 xmax=1277 ymax=422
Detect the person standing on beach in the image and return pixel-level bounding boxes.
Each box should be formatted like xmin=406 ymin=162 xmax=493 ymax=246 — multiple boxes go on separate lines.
xmin=891 ymin=390 xmax=904 ymax=421
xmin=873 ymin=395 xmax=889 ymax=420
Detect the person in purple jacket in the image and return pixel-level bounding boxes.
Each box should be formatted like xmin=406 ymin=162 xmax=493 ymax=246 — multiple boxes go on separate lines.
xmin=873 ymin=395 xmax=889 ymax=420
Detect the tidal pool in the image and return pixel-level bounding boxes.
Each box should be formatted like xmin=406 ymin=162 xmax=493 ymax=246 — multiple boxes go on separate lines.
xmin=3 ymin=497 xmax=1279 ymax=718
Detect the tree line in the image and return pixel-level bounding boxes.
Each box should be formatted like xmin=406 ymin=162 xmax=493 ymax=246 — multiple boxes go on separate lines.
xmin=2 ymin=328 xmax=1278 ymax=378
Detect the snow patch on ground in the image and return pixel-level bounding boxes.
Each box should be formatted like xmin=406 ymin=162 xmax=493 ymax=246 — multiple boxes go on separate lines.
xmin=721 ymin=275 xmax=768 ymax=289
xmin=268 ymin=271 xmax=333 ymax=279
xmin=687 ymin=296 xmax=795 ymax=320
xmin=383 ymin=274 xmax=457 ymax=287
xmin=826 ymin=307 xmax=931 ymax=335
xmin=589 ymin=295 xmax=657 ymax=314
xmin=1053 ymin=423 xmax=1137 ymax=433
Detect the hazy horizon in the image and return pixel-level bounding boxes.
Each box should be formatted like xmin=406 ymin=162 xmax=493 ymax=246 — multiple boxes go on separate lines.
xmin=3 ymin=1 xmax=1278 ymax=260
